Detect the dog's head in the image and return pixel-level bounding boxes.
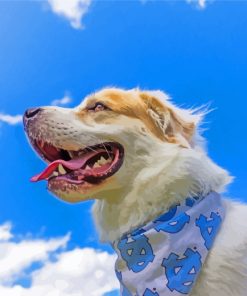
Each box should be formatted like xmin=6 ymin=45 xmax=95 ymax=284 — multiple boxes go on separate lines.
xmin=23 ymin=88 xmax=205 ymax=203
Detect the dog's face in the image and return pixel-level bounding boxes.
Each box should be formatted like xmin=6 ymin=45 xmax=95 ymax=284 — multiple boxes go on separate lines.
xmin=23 ymin=88 xmax=198 ymax=203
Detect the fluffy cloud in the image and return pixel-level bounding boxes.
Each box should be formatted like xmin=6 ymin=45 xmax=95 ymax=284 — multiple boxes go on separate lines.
xmin=186 ymin=0 xmax=207 ymax=9
xmin=0 ymin=222 xmax=118 ymax=296
xmin=0 ymin=222 xmax=13 ymax=241
xmin=47 ymin=0 xmax=92 ymax=29
xmin=46 ymin=0 xmax=209 ymax=31
xmin=0 ymin=223 xmax=70 ymax=285
xmin=141 ymin=0 xmax=208 ymax=9
xmin=0 ymin=113 xmax=22 ymax=125
xmin=51 ymin=95 xmax=72 ymax=106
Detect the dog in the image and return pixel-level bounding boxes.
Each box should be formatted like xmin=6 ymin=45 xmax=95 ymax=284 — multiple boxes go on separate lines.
xmin=23 ymin=88 xmax=247 ymax=296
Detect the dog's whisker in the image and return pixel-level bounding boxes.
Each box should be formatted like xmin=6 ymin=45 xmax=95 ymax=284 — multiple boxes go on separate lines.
xmin=102 ymin=142 xmax=111 ymax=160
xmin=77 ymin=143 xmax=98 ymax=154
xmin=85 ymin=146 xmax=98 ymax=153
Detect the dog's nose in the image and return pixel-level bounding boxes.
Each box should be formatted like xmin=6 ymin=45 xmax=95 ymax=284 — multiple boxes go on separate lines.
xmin=24 ymin=107 xmax=42 ymax=119
xmin=23 ymin=107 xmax=42 ymax=128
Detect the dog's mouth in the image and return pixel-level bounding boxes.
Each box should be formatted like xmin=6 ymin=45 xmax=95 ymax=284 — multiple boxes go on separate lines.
xmin=30 ymin=141 xmax=124 ymax=185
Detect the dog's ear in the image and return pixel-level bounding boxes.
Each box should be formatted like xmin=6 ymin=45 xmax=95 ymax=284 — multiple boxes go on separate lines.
xmin=140 ymin=91 xmax=197 ymax=148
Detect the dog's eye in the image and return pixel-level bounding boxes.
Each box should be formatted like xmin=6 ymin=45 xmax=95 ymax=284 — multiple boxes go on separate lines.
xmin=87 ymin=102 xmax=110 ymax=112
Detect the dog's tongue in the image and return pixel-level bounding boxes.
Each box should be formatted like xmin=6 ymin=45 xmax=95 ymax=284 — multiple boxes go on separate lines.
xmin=31 ymin=150 xmax=99 ymax=182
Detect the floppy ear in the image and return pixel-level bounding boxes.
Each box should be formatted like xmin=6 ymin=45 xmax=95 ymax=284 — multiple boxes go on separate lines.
xmin=140 ymin=91 xmax=197 ymax=148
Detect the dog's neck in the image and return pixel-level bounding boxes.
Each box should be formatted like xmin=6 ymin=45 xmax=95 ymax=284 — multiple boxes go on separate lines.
xmin=93 ymin=147 xmax=230 ymax=243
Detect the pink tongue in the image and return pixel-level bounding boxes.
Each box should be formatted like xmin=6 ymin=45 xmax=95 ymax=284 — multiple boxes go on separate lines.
xmin=31 ymin=150 xmax=103 ymax=182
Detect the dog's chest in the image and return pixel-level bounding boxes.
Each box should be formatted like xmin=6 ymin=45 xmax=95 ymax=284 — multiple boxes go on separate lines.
xmin=113 ymin=192 xmax=225 ymax=296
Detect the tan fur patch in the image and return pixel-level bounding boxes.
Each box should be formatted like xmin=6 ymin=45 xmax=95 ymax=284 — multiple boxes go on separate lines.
xmin=76 ymin=88 xmax=195 ymax=146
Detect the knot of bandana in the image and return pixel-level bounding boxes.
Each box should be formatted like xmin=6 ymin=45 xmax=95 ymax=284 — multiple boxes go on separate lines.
xmin=113 ymin=192 xmax=225 ymax=296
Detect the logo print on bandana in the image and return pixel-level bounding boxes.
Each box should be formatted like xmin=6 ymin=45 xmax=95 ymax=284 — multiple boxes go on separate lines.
xmin=196 ymin=212 xmax=222 ymax=250
xmin=143 ymin=288 xmax=159 ymax=296
xmin=154 ymin=212 xmax=190 ymax=233
xmin=162 ymin=248 xmax=202 ymax=294
xmin=118 ymin=234 xmax=155 ymax=273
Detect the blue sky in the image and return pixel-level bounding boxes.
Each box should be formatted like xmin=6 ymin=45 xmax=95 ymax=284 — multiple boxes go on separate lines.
xmin=0 ymin=0 xmax=247 ymax=295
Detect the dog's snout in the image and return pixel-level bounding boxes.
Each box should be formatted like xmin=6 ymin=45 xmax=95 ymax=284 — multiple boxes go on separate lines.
xmin=23 ymin=107 xmax=42 ymax=128
xmin=24 ymin=107 xmax=42 ymax=119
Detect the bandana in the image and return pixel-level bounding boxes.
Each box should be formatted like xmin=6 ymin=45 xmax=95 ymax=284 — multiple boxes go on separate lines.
xmin=113 ymin=192 xmax=225 ymax=296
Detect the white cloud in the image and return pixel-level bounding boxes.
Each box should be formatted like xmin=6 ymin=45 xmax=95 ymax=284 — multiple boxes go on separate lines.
xmin=0 ymin=224 xmax=70 ymax=285
xmin=187 ymin=0 xmax=207 ymax=9
xmin=0 ymin=222 xmax=118 ymax=296
xmin=0 ymin=113 xmax=22 ymax=125
xmin=47 ymin=0 xmax=92 ymax=29
xmin=51 ymin=95 xmax=72 ymax=106
xmin=0 ymin=222 xmax=13 ymax=241
xmin=141 ymin=0 xmax=210 ymax=9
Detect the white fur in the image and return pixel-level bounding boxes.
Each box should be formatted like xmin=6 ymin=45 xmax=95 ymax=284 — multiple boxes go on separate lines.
xmin=91 ymin=90 xmax=247 ymax=296
xmin=27 ymin=88 xmax=247 ymax=295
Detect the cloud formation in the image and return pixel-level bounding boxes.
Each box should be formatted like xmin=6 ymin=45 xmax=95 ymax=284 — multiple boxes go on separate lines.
xmin=187 ymin=0 xmax=207 ymax=9
xmin=51 ymin=95 xmax=72 ymax=106
xmin=0 ymin=222 xmax=118 ymax=296
xmin=0 ymin=222 xmax=13 ymax=241
xmin=46 ymin=0 xmax=208 ymax=31
xmin=0 ymin=113 xmax=22 ymax=125
xmin=47 ymin=0 xmax=92 ymax=29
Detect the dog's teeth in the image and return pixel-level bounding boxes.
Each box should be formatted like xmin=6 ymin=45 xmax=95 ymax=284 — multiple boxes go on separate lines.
xmin=98 ymin=156 xmax=108 ymax=165
xmin=93 ymin=162 xmax=101 ymax=168
xmin=97 ymin=157 xmax=103 ymax=165
xmin=53 ymin=171 xmax=59 ymax=176
xmin=68 ymin=151 xmax=74 ymax=158
xmin=58 ymin=164 xmax=66 ymax=175
xmin=40 ymin=140 xmax=45 ymax=148
xmin=85 ymin=165 xmax=91 ymax=170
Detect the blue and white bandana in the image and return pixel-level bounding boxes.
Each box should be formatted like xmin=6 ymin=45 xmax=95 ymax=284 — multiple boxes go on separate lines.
xmin=113 ymin=192 xmax=225 ymax=296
